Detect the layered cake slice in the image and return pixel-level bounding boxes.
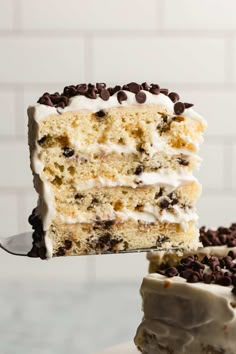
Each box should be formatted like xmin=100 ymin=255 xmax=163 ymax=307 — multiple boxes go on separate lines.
xmin=27 ymin=82 xmax=206 ymax=259
xmin=134 ymin=224 xmax=236 ymax=354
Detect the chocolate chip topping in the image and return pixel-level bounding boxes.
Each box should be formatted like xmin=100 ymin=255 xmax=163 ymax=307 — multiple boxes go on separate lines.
xmin=127 ymin=82 xmax=140 ymax=94
xmin=184 ymin=102 xmax=194 ymax=109
xmin=95 ymin=110 xmax=106 ymax=118
xmin=200 ymin=223 xmax=236 ymax=247
xmin=135 ymin=91 xmax=147 ymax=104
xmin=62 ymin=147 xmax=75 ymax=158
xmin=150 ymin=84 xmax=160 ymax=95
xmin=168 ymin=92 xmax=180 ymax=103
xmin=160 ymin=88 xmax=169 ymax=96
xmin=117 ymin=90 xmax=128 ymax=104
xmin=37 ymin=82 xmax=194 ymax=111
xmin=174 ymin=102 xmax=185 ymax=115
xmin=99 ymin=89 xmax=110 ymax=101
xmin=158 ymin=251 xmax=236 ymax=292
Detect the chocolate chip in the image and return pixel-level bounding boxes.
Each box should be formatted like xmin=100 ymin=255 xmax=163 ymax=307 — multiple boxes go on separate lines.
xmin=160 ymin=88 xmax=169 ymax=96
xmin=86 ymin=87 xmax=97 ymax=99
xmin=117 ymin=91 xmax=128 ymax=104
xmin=184 ymin=102 xmax=194 ymax=109
xmin=203 ymin=273 xmax=213 ymax=284
xmin=174 ymin=102 xmax=185 ymax=115
xmin=165 ymin=267 xmax=178 ymax=277
xmin=28 ymin=245 xmax=39 ymax=258
xmin=64 ymin=240 xmax=72 ymax=250
xmin=96 ymin=82 xmax=106 ymax=91
xmin=56 ymin=247 xmax=65 ymax=257
xmin=100 ymin=89 xmax=110 ymax=101
xmin=155 ymin=187 xmax=164 ymax=199
xmin=38 ymin=247 xmax=47 ymax=260
xmin=127 ymin=82 xmax=140 ymax=94
xmin=38 ymin=136 xmax=47 ymax=146
xmin=104 ymin=220 xmax=115 ymax=228
xmin=150 ymin=84 xmax=160 ymax=95
xmin=228 ymin=250 xmax=236 ymax=259
xmin=218 ymin=276 xmax=232 ymax=286
xmin=168 ymin=92 xmax=180 ymax=103
xmin=135 ymin=91 xmax=147 ymax=104
xmin=75 ymin=193 xmax=84 ymax=199
xmin=96 ymin=110 xmax=106 ymax=118
xmin=134 ymin=165 xmax=144 ymax=175
xmin=77 ymin=83 xmax=88 ymax=94
xmin=159 ymin=198 xmax=170 ymax=209
xmin=177 ymin=157 xmax=189 ymax=166
xmin=141 ymin=82 xmax=150 ymax=91
xmin=63 ymin=147 xmax=75 ymax=158
xmin=38 ymin=94 xmax=54 ymax=106
xmin=113 ymin=85 xmax=122 ymax=94
xmin=187 ymin=272 xmax=200 ymax=283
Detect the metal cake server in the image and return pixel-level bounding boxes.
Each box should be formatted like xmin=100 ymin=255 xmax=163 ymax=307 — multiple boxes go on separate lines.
xmin=0 ymin=232 xmax=32 ymax=256
xmin=0 ymin=232 xmax=179 ymax=257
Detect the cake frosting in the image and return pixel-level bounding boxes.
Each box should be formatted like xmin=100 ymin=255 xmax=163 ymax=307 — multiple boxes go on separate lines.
xmin=135 ymin=224 xmax=236 ymax=354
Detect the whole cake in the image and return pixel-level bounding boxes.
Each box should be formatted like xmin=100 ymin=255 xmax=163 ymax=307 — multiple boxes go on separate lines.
xmin=134 ymin=224 xmax=236 ymax=354
xmin=27 ymin=82 xmax=206 ymax=259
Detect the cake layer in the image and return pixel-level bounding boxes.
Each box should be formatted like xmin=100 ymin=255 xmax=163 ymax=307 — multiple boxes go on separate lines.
xmin=28 ymin=211 xmax=199 ymax=258
xmin=29 ymin=104 xmax=205 ymax=156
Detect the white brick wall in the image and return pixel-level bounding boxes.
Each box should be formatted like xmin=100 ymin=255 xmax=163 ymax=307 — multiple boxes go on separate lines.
xmin=21 ymin=0 xmax=159 ymax=31
xmin=0 ymin=0 xmax=236 ymax=282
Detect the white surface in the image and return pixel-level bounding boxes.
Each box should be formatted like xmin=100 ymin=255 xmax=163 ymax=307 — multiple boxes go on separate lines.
xmin=96 ymin=343 xmax=137 ymax=354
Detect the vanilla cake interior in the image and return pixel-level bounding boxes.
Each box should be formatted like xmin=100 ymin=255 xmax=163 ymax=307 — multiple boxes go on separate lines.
xmin=135 ymin=224 xmax=236 ymax=354
xmin=27 ymin=82 xmax=206 ymax=258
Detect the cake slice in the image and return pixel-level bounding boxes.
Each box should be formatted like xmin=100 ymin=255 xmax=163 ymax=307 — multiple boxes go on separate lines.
xmin=27 ymin=82 xmax=206 ymax=259
xmin=134 ymin=224 xmax=236 ymax=354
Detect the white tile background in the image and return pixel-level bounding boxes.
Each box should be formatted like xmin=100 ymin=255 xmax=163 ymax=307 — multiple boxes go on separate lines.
xmin=1 ymin=0 xmax=236 ymax=284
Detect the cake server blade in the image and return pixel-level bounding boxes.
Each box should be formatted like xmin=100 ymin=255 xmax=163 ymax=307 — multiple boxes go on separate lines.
xmin=0 ymin=232 xmax=32 ymax=256
xmin=0 ymin=233 xmax=180 ymax=257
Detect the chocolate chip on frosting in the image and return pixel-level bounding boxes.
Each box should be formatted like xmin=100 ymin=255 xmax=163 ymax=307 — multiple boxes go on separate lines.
xmin=160 ymin=88 xmax=169 ymax=96
xmin=127 ymin=82 xmax=140 ymax=94
xmin=37 ymin=82 xmax=186 ymax=110
xmin=141 ymin=82 xmax=150 ymax=91
xmin=174 ymin=102 xmax=185 ymax=115
xmin=184 ymin=102 xmax=194 ymax=109
xmin=168 ymin=92 xmax=180 ymax=103
xmin=150 ymin=84 xmax=160 ymax=95
xmin=99 ymin=89 xmax=110 ymax=101
xmin=117 ymin=90 xmax=128 ymax=104
xmin=136 ymin=91 xmax=147 ymax=104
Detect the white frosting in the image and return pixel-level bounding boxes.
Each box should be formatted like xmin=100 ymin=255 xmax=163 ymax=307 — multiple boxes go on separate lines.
xmin=31 ymin=91 xmax=207 ymax=127
xmin=59 ymin=204 xmax=197 ymax=229
xmin=75 ymin=171 xmax=197 ymax=191
xmin=135 ymin=273 xmax=236 ymax=354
